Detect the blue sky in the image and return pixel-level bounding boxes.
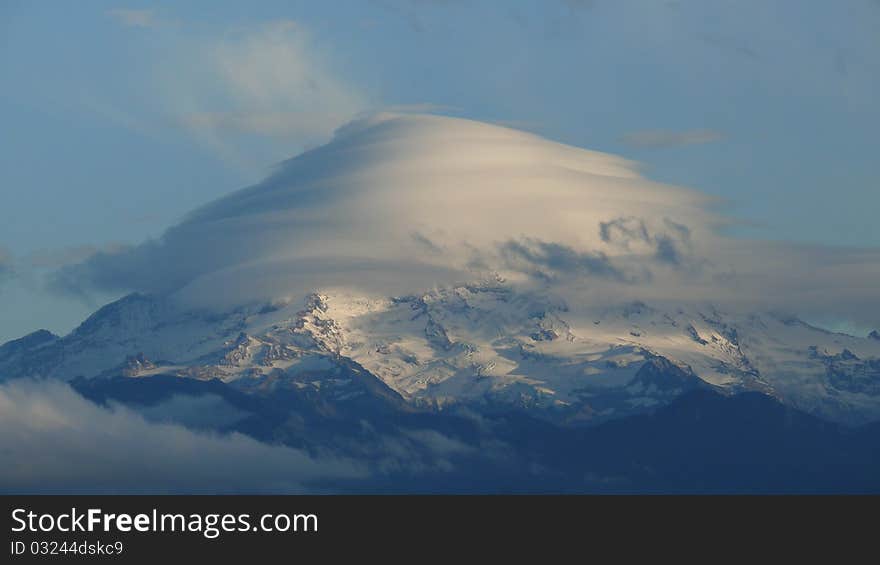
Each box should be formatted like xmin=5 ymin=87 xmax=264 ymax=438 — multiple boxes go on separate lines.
xmin=1 ymin=0 xmax=878 ymax=342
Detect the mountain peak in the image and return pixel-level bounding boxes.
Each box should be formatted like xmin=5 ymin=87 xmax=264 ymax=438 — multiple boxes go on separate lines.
xmin=0 ymin=329 xmax=58 ymax=353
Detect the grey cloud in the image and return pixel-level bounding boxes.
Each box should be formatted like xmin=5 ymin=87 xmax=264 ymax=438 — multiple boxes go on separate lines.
xmin=599 ymin=217 xmax=694 ymax=268
xmin=49 ymin=243 xmax=143 ymax=299
xmin=599 ymin=216 xmax=650 ymax=246
xmin=411 ymin=231 xmax=444 ymax=254
xmin=654 ymin=234 xmax=683 ymax=266
xmin=26 ymin=244 xmax=127 ymax=270
xmin=499 ymin=238 xmax=633 ymax=282
xmin=124 ymin=393 xmax=250 ymax=431
xmin=399 ymin=429 xmax=474 ymax=457
xmin=351 ymin=421 xmax=481 ymax=476
xmin=0 ymin=378 xmax=494 ymax=492
xmin=718 ymin=241 xmax=880 ymax=330
xmin=0 ymin=380 xmax=366 ymax=493
xmin=663 ymin=218 xmax=691 ymax=241
xmin=619 ymin=129 xmax=723 ymax=148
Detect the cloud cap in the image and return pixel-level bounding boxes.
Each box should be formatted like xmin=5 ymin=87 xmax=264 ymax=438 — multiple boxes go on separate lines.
xmin=55 ymin=113 xmax=716 ymax=307
xmin=51 ymin=113 xmax=880 ymax=328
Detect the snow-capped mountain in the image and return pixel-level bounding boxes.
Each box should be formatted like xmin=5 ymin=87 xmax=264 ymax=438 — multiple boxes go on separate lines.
xmin=4 ymin=112 xmax=880 ymax=494
xmin=3 ymin=281 xmax=879 ymax=425
xmin=3 ymin=113 xmax=879 ymax=429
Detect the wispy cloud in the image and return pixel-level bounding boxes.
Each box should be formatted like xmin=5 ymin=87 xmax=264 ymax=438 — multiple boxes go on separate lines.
xmin=0 ymin=379 xmax=488 ymax=493
xmin=179 ymin=111 xmax=357 ymax=138
xmin=160 ymin=19 xmax=370 ymax=170
xmin=619 ymin=129 xmax=723 ymax=148
xmin=82 ymin=18 xmax=371 ymax=174
xmin=106 ymin=9 xmax=159 ymax=29
xmin=25 ymin=244 xmax=127 ymax=270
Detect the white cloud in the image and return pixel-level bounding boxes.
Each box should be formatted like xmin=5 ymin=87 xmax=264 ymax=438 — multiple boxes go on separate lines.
xmin=53 ymin=113 xmax=716 ymax=306
xmin=157 ymin=20 xmax=371 ymax=170
xmin=50 ymin=113 xmax=880 ymax=328
xmin=0 ymin=380 xmax=365 ymax=493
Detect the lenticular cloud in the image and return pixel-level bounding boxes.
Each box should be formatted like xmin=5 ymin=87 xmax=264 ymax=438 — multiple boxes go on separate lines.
xmin=53 ymin=113 xmax=880 ymax=328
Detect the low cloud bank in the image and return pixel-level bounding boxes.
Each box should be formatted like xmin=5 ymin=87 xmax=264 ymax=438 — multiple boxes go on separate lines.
xmin=0 ymin=379 xmax=491 ymax=493
xmin=0 ymin=380 xmax=365 ymax=493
